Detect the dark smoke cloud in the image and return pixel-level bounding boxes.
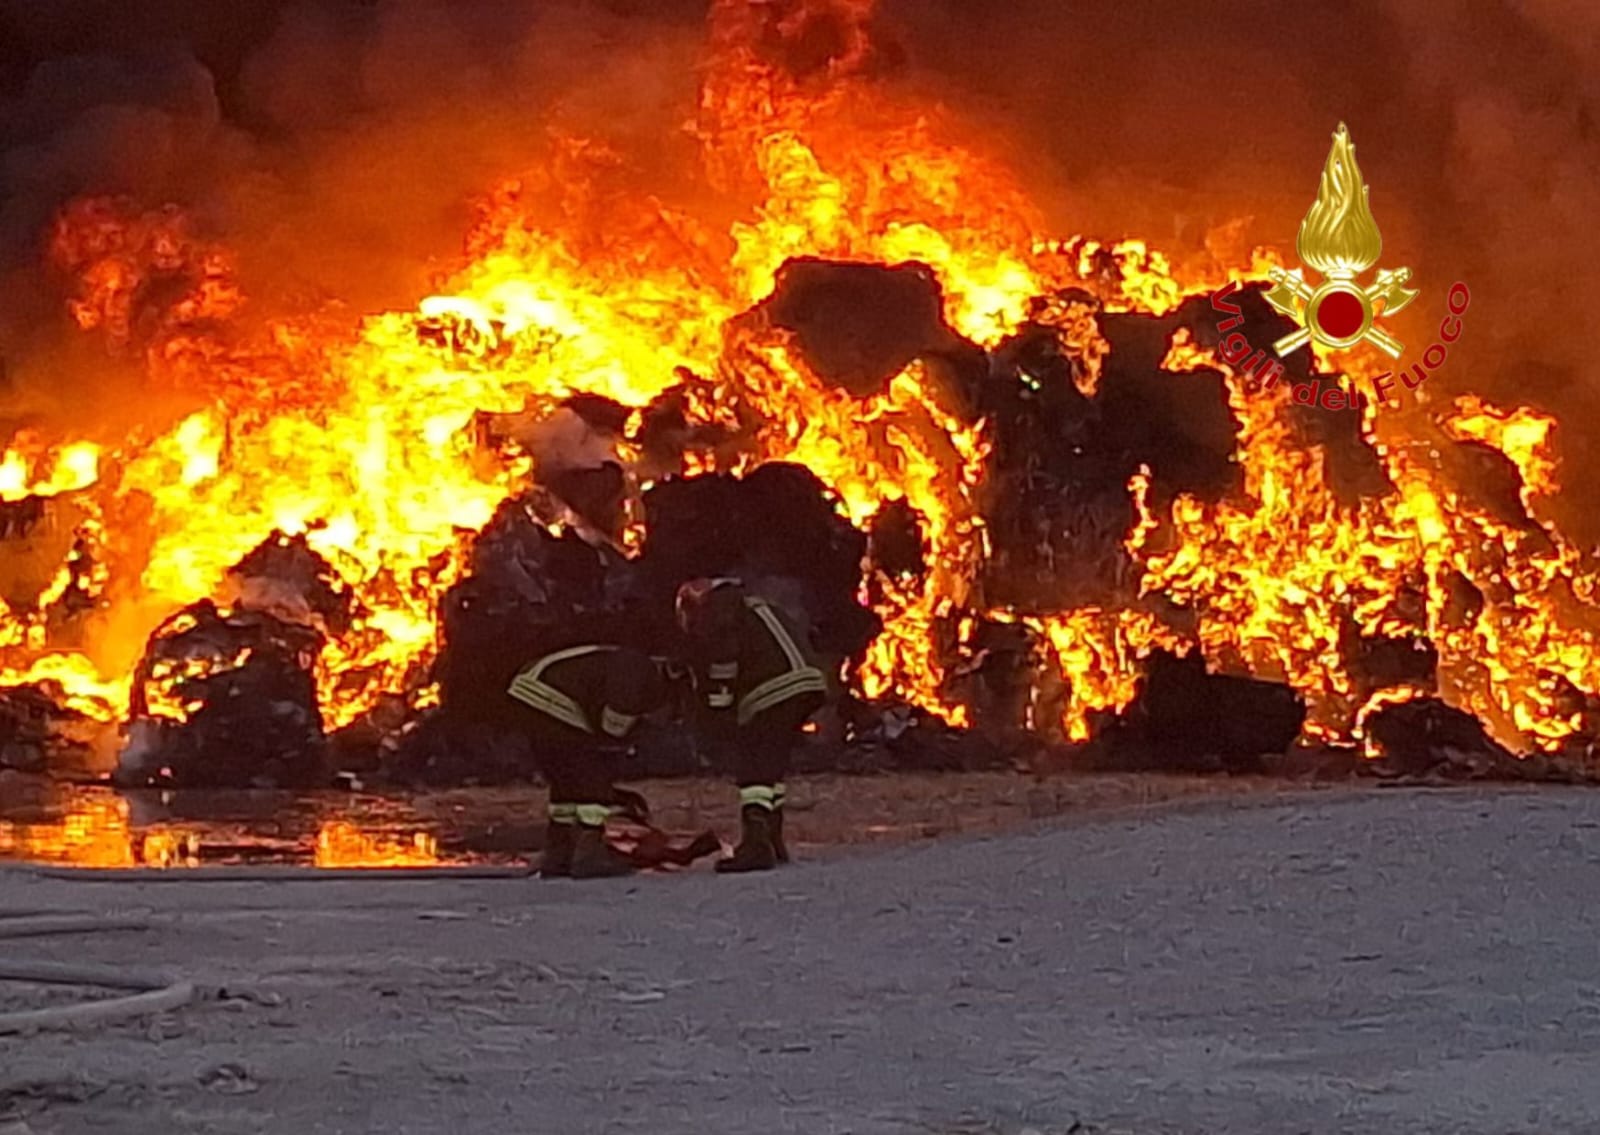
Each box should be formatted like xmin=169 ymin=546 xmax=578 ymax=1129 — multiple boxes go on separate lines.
xmin=0 ymin=0 xmax=705 ymax=428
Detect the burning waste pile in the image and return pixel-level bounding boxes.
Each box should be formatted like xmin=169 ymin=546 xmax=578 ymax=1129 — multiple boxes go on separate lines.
xmin=2 ymin=0 xmax=1600 ymax=794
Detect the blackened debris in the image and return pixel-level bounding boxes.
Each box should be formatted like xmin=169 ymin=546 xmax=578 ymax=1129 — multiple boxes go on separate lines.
xmin=1364 ymin=696 xmax=1523 ymax=779
xmin=1093 ymin=650 xmax=1307 ymax=773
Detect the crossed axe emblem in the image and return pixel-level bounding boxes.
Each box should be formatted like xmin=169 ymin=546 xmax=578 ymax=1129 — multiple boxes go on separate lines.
xmin=1263 ymin=264 xmax=1419 ymax=360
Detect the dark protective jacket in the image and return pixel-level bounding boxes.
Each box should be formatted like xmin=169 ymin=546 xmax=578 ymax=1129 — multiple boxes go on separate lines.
xmin=507 ymin=645 xmax=656 ymax=739
xmin=689 ymin=597 xmax=828 ymax=733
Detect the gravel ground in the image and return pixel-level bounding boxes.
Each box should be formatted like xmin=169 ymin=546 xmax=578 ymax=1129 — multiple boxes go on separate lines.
xmin=3 ymin=784 xmax=1600 ymax=1135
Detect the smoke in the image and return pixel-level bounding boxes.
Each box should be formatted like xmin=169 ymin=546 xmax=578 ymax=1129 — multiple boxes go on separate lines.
xmin=2 ymin=0 xmax=1598 ymax=524
xmin=520 ymin=406 xmax=623 ymax=479
xmin=0 ymin=0 xmax=706 ymax=432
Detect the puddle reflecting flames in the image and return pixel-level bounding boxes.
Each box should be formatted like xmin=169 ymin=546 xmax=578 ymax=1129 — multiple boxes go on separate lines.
xmin=0 ymin=787 xmax=460 ymax=869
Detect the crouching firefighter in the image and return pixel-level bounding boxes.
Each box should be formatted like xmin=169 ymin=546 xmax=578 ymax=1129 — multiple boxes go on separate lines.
xmin=675 ymin=578 xmax=828 ymax=873
xmin=507 ymin=644 xmax=666 ymax=879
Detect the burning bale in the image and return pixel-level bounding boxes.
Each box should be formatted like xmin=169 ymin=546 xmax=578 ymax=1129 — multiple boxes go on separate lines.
xmin=0 ymin=683 xmax=96 ymax=774
xmin=638 ymin=461 xmax=878 ymax=662
xmin=116 ymin=534 xmax=347 ymax=789
xmin=386 ymin=492 xmax=632 ymax=786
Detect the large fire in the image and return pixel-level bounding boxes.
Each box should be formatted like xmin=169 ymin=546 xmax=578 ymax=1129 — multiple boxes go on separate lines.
xmin=0 ymin=0 xmax=1593 ymax=764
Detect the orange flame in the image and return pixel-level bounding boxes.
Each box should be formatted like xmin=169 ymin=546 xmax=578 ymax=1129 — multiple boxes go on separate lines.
xmin=0 ymin=0 xmax=1594 ymax=767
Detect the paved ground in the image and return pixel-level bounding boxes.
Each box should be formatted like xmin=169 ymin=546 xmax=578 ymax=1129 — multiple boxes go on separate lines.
xmin=4 ymin=784 xmax=1600 ymax=1134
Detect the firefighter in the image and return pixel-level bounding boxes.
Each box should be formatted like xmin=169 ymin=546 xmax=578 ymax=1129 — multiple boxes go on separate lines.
xmin=675 ymin=577 xmax=828 ymax=873
xmin=507 ymin=643 xmax=667 ymax=879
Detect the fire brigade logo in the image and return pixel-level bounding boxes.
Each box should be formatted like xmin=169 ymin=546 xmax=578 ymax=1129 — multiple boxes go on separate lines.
xmin=1263 ymin=122 xmax=1418 ymax=359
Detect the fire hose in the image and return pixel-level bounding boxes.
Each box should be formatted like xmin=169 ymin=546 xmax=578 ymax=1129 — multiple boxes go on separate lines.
xmin=0 ymin=912 xmax=191 ymax=1036
xmin=0 ymin=862 xmax=532 ymax=1036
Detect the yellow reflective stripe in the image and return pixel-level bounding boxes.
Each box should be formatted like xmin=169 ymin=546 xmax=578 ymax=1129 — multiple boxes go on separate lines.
xmin=707 ymin=690 xmax=735 ymax=709
xmin=599 ymin=707 xmax=636 ymax=738
xmin=548 ymin=803 xmax=578 ymax=823
xmin=508 ymin=645 xmax=616 ymax=734
xmin=525 ymin=644 xmax=613 ymax=681
xmin=748 ymin=599 xmax=805 ymax=668
xmin=738 ymin=668 xmax=826 ymax=724
xmin=508 ymin=677 xmax=592 ymax=733
xmin=708 ymin=662 xmax=739 ymax=681
xmin=772 ymin=782 xmax=787 ymax=806
xmin=739 ymin=785 xmax=777 ymax=810
xmin=574 ymin=804 xmax=611 ymax=827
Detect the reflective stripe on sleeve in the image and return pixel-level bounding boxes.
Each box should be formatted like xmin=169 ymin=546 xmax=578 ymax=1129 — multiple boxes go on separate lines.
xmin=739 ymin=785 xmax=777 ymax=811
xmin=574 ymin=803 xmax=612 ymax=827
xmin=748 ymin=600 xmax=806 ymax=668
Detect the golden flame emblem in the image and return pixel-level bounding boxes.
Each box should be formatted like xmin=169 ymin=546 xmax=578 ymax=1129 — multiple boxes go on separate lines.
xmin=1264 ymin=123 xmax=1418 ymax=358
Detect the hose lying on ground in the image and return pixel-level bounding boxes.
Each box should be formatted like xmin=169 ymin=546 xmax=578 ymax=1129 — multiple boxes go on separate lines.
xmin=0 ymin=863 xmax=533 ymax=1034
xmin=0 ymin=914 xmax=191 ymax=1036
xmin=0 ymin=959 xmax=194 ymax=1036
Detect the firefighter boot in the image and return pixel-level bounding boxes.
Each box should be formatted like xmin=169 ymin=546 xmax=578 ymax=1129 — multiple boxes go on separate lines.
xmin=541 ymin=809 xmax=577 ymax=878
xmin=716 ymin=805 xmax=779 ymax=873
xmin=769 ymin=807 xmax=790 ymax=864
xmin=770 ymin=782 xmax=790 ymax=864
xmin=571 ymin=826 xmax=637 ymax=879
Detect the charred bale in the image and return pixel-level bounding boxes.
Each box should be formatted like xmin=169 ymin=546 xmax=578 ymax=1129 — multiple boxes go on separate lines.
xmin=983 ymin=318 xmax=1142 ymax=608
xmin=1098 ymin=312 xmax=1240 ymax=503
xmin=755 ymin=257 xmax=984 ymax=399
xmin=943 ymin=618 xmax=1037 ymax=737
xmin=382 ymin=710 xmax=535 ymax=787
xmin=1098 ymin=650 xmax=1306 ymax=773
xmin=1339 ymin=615 xmax=1439 ymax=701
xmin=1365 ymin=696 xmax=1523 ymax=779
xmin=638 ymin=463 xmax=877 ymax=660
xmin=388 ymin=496 xmax=635 ymax=785
xmin=1178 ymin=285 xmax=1392 ymax=504
xmin=0 ymin=684 xmax=93 ymax=773
xmin=433 ymin=499 xmax=626 ymax=715
xmin=1443 ymin=440 xmax=1534 ymax=530
xmin=222 ymin=531 xmax=356 ymax=634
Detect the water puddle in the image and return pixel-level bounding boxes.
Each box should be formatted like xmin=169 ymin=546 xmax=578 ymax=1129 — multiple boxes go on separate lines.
xmin=0 ymin=781 xmax=533 ymax=869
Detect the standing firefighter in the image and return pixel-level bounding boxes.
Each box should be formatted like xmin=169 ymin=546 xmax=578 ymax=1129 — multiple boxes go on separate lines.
xmin=508 ymin=644 xmax=666 ymax=879
xmin=675 ymin=578 xmax=829 ymax=873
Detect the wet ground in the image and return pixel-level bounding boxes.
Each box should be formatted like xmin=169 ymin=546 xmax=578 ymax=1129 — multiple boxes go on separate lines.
xmin=5 ymin=785 xmax=1600 ymax=1134
xmin=0 ymin=770 xmax=1330 ymax=870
